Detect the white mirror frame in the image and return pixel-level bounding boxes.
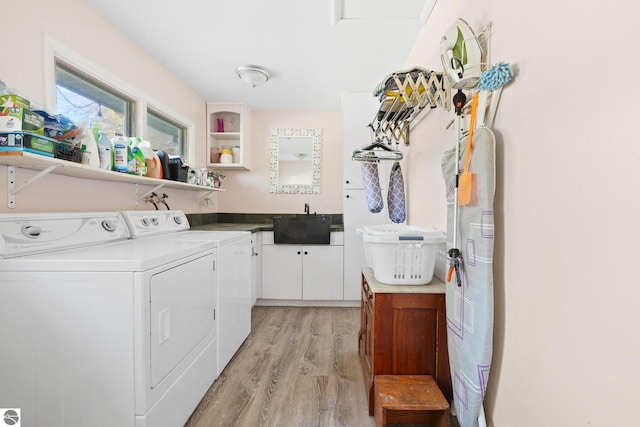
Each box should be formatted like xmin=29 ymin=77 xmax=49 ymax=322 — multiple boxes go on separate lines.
xmin=269 ymin=128 xmax=322 ymax=194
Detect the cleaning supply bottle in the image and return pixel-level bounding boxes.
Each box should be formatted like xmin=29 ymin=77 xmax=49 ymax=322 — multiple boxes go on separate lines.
xmin=139 ymin=140 xmax=162 ymax=178
xmin=129 ymin=137 xmax=147 ymax=176
xmin=81 ymin=126 xmax=100 ymax=168
xmin=97 ymin=132 xmax=113 ymax=171
xmin=90 ymin=123 xmax=101 ymax=145
xmin=112 ymin=134 xmax=128 ymax=173
xmin=80 ymin=144 xmax=91 ymax=165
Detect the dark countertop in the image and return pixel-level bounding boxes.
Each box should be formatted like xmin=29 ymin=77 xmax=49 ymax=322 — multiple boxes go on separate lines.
xmin=187 ymin=212 xmax=344 ymax=233
xmin=191 ymin=223 xmax=344 ymax=233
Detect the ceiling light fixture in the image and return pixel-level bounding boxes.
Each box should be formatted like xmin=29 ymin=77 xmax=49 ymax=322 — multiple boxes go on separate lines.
xmin=236 ymin=65 xmax=270 ymax=88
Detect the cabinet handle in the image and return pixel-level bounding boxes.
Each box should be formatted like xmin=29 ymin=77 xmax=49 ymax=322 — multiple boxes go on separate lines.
xmin=346 ymin=194 xmax=350 ymax=198
xmin=297 ymin=251 xmax=301 ymax=255
xmin=345 ymin=180 xmax=350 ymax=184
xmin=304 ymin=251 xmax=308 ymax=255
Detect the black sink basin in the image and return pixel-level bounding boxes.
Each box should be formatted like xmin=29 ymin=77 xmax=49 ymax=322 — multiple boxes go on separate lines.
xmin=273 ymin=215 xmax=332 ymax=244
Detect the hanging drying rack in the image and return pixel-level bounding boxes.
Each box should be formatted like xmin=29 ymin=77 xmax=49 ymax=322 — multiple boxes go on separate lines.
xmin=368 ymin=68 xmax=451 ymax=146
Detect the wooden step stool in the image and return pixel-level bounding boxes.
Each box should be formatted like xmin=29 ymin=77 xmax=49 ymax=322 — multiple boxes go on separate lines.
xmin=374 ymin=375 xmax=450 ymax=427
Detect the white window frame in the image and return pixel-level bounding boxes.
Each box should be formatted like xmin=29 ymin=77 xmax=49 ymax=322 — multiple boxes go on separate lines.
xmin=43 ymin=35 xmax=195 ymax=165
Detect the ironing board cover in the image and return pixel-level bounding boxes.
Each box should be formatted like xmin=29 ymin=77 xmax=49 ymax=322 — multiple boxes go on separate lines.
xmin=441 ymin=126 xmax=495 ymax=427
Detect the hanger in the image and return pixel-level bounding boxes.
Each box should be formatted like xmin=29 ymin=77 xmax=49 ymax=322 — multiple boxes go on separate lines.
xmin=352 ymin=139 xmax=403 ymax=162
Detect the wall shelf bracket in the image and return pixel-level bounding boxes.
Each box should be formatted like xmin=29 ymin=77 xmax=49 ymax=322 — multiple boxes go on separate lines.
xmin=136 ymin=183 xmax=167 ymax=201
xmin=7 ymin=165 xmax=60 ymax=209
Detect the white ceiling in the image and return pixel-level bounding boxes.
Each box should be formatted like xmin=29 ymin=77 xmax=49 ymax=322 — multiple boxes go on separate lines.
xmin=81 ymin=0 xmax=436 ymax=111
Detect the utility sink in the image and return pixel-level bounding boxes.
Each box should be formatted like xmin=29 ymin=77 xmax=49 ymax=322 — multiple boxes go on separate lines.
xmin=273 ymin=215 xmax=332 ymax=245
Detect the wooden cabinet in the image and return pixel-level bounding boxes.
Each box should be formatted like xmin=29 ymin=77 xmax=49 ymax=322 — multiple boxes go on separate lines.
xmin=206 ymin=103 xmax=251 ymax=170
xmin=358 ymin=271 xmax=451 ymax=414
xmin=261 ymin=232 xmax=344 ymax=300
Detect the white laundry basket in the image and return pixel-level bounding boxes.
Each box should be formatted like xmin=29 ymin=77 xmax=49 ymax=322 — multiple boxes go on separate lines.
xmin=361 ymin=224 xmax=446 ymax=285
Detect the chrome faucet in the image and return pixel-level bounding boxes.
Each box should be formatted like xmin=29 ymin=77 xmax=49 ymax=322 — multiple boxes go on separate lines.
xmin=304 ymin=203 xmax=310 ymax=215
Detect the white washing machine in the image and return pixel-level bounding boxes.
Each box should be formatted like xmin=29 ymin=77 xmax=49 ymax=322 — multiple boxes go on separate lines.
xmin=120 ymin=211 xmax=252 ymax=377
xmin=0 ymin=211 xmax=228 ymax=427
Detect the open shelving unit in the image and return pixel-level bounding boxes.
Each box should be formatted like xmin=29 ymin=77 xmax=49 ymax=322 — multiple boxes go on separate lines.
xmin=1 ymin=152 xmax=222 ymax=209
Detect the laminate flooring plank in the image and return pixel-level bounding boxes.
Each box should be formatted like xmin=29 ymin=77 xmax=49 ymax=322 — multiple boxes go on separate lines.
xmin=185 ymin=306 xmax=376 ymax=427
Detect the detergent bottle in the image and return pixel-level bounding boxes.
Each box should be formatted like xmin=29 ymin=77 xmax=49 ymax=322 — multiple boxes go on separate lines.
xmin=129 ymin=137 xmax=147 ymax=176
xmin=90 ymin=123 xmax=101 ymax=144
xmin=97 ymin=132 xmax=113 ymax=171
xmin=139 ymin=140 xmax=162 ymax=178
xmin=112 ymin=134 xmax=128 ymax=173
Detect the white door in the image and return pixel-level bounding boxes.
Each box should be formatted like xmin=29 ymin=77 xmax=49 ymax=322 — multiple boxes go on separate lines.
xmin=150 ymin=252 xmax=216 ymax=387
xmin=343 ymin=189 xmax=390 ymax=300
xmin=342 ymin=92 xmax=389 ymax=190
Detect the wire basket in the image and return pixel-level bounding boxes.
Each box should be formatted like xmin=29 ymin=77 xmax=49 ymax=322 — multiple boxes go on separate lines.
xmin=54 ymin=141 xmax=82 ymax=163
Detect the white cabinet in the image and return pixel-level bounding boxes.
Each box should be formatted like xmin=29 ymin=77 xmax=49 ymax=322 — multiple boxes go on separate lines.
xmin=342 ymin=93 xmax=389 ymax=190
xmin=343 ymin=189 xmax=390 ymax=300
xmin=216 ymin=235 xmax=252 ymax=376
xmin=206 ymin=103 xmax=251 ymax=170
xmin=261 ymin=232 xmax=344 ymax=300
xmin=250 ymin=232 xmax=262 ymax=304
xmin=342 ymin=92 xmax=391 ymax=301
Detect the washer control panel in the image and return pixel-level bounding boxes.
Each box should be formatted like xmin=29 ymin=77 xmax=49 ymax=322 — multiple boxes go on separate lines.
xmin=119 ymin=210 xmax=190 ymax=238
xmin=0 ymin=212 xmax=129 ymax=258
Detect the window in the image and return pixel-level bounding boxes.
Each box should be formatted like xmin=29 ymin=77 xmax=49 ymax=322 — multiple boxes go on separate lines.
xmin=55 ymin=61 xmax=134 ymax=138
xmin=147 ymin=109 xmax=184 ymax=156
xmin=53 ymin=56 xmax=189 ymax=159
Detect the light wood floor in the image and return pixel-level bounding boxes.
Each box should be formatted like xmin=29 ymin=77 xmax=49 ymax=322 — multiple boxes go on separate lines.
xmin=185 ymin=306 xmax=458 ymax=427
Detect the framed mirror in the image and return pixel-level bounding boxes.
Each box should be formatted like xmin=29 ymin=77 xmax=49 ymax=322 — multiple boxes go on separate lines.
xmin=269 ymin=128 xmax=322 ymax=193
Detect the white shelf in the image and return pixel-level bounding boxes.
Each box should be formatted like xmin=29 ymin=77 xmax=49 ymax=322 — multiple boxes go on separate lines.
xmin=1 ymin=152 xmax=222 ymax=208
xmin=206 ymin=104 xmax=251 ymax=170
xmin=209 ymin=132 xmax=240 ymax=140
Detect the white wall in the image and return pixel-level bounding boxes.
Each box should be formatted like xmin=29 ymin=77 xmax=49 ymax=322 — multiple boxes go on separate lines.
xmin=404 ymin=1 xmax=640 ymax=426
xmin=0 ymin=1 xmax=344 ymax=215
xmin=0 ymin=0 xmax=212 ymax=213
xmin=217 ymin=110 xmax=342 ymax=214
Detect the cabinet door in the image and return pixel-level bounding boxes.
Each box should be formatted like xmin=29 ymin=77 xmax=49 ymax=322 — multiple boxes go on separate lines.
xmin=343 ymin=189 xmax=390 ymax=300
xmin=250 ymin=233 xmax=261 ymax=303
xmin=302 ymin=245 xmax=344 ymax=300
xmin=261 ymin=244 xmax=302 ymax=299
xmin=359 ymin=281 xmax=374 ymax=384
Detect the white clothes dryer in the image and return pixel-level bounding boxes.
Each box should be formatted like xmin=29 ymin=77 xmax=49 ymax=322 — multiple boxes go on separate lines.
xmin=0 ymin=211 xmax=222 ymax=427
xmin=120 ymin=210 xmax=252 ymax=377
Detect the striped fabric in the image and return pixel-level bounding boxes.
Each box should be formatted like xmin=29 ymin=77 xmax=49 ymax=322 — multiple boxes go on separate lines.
xmin=387 ymin=162 xmax=406 ymax=223
xmin=360 ymin=161 xmax=384 ymax=213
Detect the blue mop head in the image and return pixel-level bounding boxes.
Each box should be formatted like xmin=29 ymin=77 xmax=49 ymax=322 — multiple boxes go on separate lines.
xmin=477 ymin=62 xmax=514 ymax=91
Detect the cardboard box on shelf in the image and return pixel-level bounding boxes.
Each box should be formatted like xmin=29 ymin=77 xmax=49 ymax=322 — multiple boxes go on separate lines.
xmin=0 ymin=94 xmax=30 ymax=109
xmin=0 ymin=132 xmax=56 ymax=157
xmin=0 ymin=107 xmax=44 ymax=134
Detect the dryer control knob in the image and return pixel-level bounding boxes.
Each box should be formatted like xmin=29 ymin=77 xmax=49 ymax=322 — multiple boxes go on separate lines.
xmin=21 ymin=225 xmax=42 ymax=238
xmin=101 ymin=220 xmax=116 ymax=232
